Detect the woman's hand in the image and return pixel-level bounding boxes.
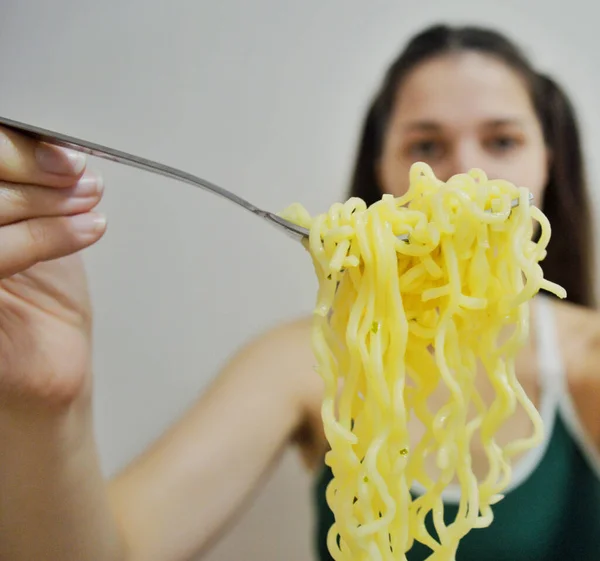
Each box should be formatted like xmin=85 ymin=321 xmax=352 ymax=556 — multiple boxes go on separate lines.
xmin=0 ymin=125 xmax=106 ymax=412
xmin=0 ymin=124 xmax=321 ymax=561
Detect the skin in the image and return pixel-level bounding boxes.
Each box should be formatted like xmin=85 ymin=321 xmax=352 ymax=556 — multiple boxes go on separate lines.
xmin=1 ymin=51 xmax=599 ymax=561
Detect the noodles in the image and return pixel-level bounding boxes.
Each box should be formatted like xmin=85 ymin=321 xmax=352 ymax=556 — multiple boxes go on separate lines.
xmin=280 ymin=162 xmax=565 ymax=560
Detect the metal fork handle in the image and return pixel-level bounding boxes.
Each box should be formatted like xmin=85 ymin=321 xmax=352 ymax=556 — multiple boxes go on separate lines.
xmin=0 ymin=115 xmax=311 ymax=239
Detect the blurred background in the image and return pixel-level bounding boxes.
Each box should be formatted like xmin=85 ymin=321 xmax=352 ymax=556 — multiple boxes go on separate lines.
xmin=1 ymin=1 xmax=598 ymax=559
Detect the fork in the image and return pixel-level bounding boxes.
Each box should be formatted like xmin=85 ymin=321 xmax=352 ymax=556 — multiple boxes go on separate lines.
xmin=0 ymin=115 xmax=530 ymax=243
xmin=0 ymin=115 xmax=310 ymax=241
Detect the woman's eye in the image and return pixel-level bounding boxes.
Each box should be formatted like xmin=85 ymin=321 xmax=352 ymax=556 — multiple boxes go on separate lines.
xmin=408 ymin=140 xmax=444 ymax=159
xmin=485 ymin=136 xmax=520 ymax=153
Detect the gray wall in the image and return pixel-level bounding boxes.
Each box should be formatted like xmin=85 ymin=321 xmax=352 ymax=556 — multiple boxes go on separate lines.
xmin=1 ymin=1 xmax=598 ymax=559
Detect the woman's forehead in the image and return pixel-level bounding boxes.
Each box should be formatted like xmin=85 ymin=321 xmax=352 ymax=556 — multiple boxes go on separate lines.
xmin=390 ymin=52 xmax=537 ymax=130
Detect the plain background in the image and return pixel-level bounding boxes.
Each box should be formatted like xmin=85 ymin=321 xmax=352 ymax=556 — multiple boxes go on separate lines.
xmin=1 ymin=1 xmax=599 ymax=560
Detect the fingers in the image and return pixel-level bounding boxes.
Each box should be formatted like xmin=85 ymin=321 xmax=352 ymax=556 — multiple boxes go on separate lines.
xmin=0 ymin=127 xmax=108 ymax=278
xmin=0 ymin=213 xmax=107 ymax=278
xmin=0 ymin=171 xmax=103 ymax=226
xmin=0 ymin=126 xmax=86 ymax=188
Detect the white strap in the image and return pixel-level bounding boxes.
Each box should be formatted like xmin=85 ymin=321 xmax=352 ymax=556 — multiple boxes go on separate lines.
xmin=534 ymin=295 xmax=565 ymax=395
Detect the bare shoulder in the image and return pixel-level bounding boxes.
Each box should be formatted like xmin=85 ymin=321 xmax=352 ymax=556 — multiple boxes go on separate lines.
xmin=551 ymin=298 xmax=600 ymax=443
xmin=550 ymin=298 xmax=600 ymax=375
xmin=227 ymin=315 xmax=326 ymax=469
xmin=226 ymin=316 xmax=314 ymax=368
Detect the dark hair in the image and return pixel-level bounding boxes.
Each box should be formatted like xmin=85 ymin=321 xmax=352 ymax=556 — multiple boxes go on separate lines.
xmin=349 ymin=24 xmax=596 ymax=308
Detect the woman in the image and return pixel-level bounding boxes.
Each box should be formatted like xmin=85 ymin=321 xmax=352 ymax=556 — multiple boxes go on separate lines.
xmin=315 ymin=25 xmax=600 ymax=561
xmin=0 ymin=23 xmax=599 ymax=561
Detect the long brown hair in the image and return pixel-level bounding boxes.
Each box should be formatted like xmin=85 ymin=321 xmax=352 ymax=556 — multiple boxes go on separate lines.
xmin=348 ymin=24 xmax=596 ymax=308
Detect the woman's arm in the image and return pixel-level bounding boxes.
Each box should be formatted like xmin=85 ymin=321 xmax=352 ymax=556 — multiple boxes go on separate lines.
xmin=0 ymin=400 xmax=127 ymax=561
xmin=109 ymin=318 xmax=324 ymax=561
xmin=0 ymin=127 xmax=324 ymax=561
xmin=0 ymin=128 xmax=124 ymax=561
xmin=1 ymin=318 xmax=321 ymax=561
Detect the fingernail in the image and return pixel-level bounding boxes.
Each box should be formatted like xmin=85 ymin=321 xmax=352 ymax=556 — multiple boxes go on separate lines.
xmin=70 ymin=212 xmax=107 ymax=233
xmin=35 ymin=144 xmax=86 ymax=176
xmin=71 ymin=171 xmax=104 ymax=196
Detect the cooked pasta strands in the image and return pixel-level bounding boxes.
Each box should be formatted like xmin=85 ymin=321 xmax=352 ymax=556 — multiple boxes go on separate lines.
xmin=280 ymin=162 xmax=565 ymax=560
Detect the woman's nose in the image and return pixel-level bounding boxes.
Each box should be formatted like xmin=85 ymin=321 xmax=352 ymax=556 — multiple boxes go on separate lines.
xmin=452 ymin=143 xmax=484 ymax=176
xmin=437 ymin=142 xmax=485 ymax=181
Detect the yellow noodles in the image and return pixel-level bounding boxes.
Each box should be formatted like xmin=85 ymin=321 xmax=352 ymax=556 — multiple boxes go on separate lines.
xmin=281 ymin=162 xmax=566 ymax=560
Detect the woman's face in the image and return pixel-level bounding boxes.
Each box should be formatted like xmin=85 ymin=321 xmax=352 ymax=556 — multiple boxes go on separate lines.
xmin=377 ymin=52 xmax=549 ymax=202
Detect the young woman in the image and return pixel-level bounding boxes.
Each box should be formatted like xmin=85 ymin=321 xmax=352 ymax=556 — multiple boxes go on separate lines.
xmin=1 ymin=24 xmax=599 ymax=561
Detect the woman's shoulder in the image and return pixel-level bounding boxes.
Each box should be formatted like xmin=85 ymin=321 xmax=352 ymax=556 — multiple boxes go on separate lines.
xmin=551 ymin=297 xmax=600 ymax=445
xmin=237 ymin=315 xmax=327 ymax=467
xmin=244 ymin=314 xmax=314 ymax=354
xmin=550 ymin=297 xmax=600 ymax=363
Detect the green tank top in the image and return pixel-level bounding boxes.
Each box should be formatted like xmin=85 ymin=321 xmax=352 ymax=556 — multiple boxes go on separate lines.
xmin=313 ymin=298 xmax=600 ymax=561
